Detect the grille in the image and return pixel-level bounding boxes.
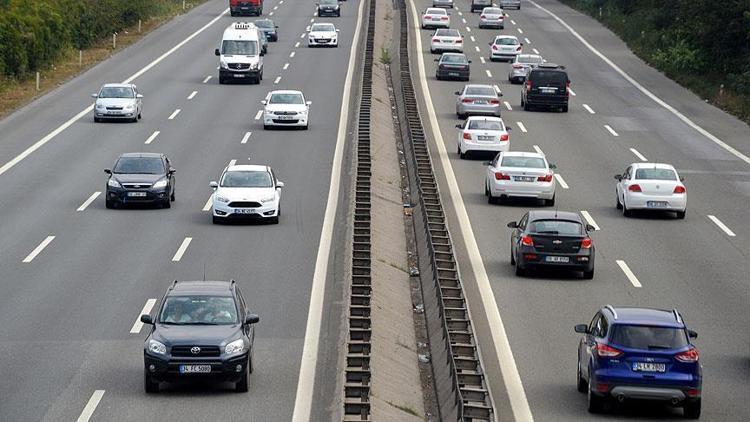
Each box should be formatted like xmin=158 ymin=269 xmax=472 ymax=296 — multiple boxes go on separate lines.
xmin=228 ymin=201 xmax=262 ymax=208
xmin=274 ymin=111 xmax=297 ymax=116
xmin=228 ymin=63 xmax=251 ymax=70
xmin=106 ymin=107 xmax=123 ymax=110
xmin=122 ymin=183 xmax=151 ymax=189
xmin=171 ymin=345 xmax=221 ymax=357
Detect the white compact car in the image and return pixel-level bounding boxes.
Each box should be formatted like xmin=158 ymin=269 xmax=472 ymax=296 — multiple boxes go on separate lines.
xmin=615 ymin=163 xmax=687 ymax=218
xmin=485 ymin=151 xmax=556 ymax=205
xmin=430 ymin=28 xmax=463 ymax=53
xmin=308 ymin=22 xmax=339 ymax=47
xmin=92 ymin=83 xmax=143 ymax=122
xmin=422 ymin=8 xmax=450 ymax=29
xmin=489 ymin=35 xmax=522 ymax=61
xmin=262 ymin=90 xmax=311 ymax=129
xmin=456 ymin=116 xmax=510 ymax=158
xmin=210 ymin=164 xmax=284 ymax=224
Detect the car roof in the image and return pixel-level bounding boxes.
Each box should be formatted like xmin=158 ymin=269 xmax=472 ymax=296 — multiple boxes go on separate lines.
xmin=604 ymin=306 xmax=684 ymax=328
xmin=527 ymin=210 xmax=582 ymax=223
xmin=169 ymin=280 xmax=235 ymax=296
xmin=467 ymin=116 xmax=503 ymax=122
xmin=500 ymin=151 xmax=545 ymax=158
xmin=226 ymin=164 xmax=269 ymax=172
xmin=119 ymin=152 xmax=162 ymax=159
xmin=269 ymin=89 xmax=303 ymax=95
xmin=101 ymin=83 xmax=134 ymax=88
xmin=631 ymin=162 xmax=676 ymax=170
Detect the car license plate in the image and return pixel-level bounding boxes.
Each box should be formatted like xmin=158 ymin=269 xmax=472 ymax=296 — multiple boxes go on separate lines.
xmin=277 ymin=115 xmax=295 ymax=120
xmin=647 ymin=201 xmax=668 ymax=208
xmin=633 ymin=362 xmax=666 ymax=372
xmin=474 ymin=100 xmax=487 ymax=104
xmin=180 ymin=365 xmax=211 ymax=374
xmin=478 ymin=136 xmax=494 ymax=141
xmin=540 ymin=87 xmax=557 ymax=94
xmin=513 ymin=176 xmax=535 ymax=182
xmin=127 ymin=192 xmax=147 ymax=197
xmin=448 ymin=72 xmax=460 ymax=77
xmin=236 ymin=209 xmax=256 ymax=214
xmin=233 ymin=74 xmax=246 ymax=78
xmin=546 ymin=256 xmax=569 ymax=263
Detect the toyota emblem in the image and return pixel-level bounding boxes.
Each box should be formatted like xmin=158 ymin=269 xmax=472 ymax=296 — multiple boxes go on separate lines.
xmin=191 ymin=347 xmax=201 ymax=355
xmin=552 ymin=240 xmax=562 ymax=244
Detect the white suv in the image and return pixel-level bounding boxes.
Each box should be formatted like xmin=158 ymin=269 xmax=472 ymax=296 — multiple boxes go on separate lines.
xmin=210 ymin=165 xmax=284 ymax=224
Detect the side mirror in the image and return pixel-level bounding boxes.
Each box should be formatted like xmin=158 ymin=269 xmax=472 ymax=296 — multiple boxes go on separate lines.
xmin=614 ymin=174 xmax=623 ymax=181
xmin=688 ymin=329 xmax=698 ymax=339
xmin=245 ymin=313 xmax=260 ymax=325
xmin=91 ymin=93 xmax=98 ymax=98
xmin=209 ymin=181 xmax=218 ymax=188
xmin=136 ymin=94 xmax=144 ymax=99
xmin=482 ymin=161 xmax=491 ymax=166
xmin=336 ymin=29 xmax=340 ymax=32
xmin=468 ymin=60 xmax=472 ymax=63
xmin=104 ymin=169 xmax=112 ymax=175
xmin=261 ymin=99 xmax=267 ymax=105
xmin=574 ymin=324 xmax=588 ymax=334
xmin=488 ymin=42 xmax=492 ymax=46
xmin=434 ymin=58 xmax=439 ymax=62
xmin=586 ymin=224 xmax=596 ymax=232
xmin=679 ymin=176 xmax=685 ymax=182
xmin=549 ymin=163 xmax=557 ymax=169
xmin=506 ymin=126 xmax=512 ymax=131
xmin=214 ymin=48 xmax=220 ymax=56
xmin=455 ymin=124 xmax=463 ymax=129
xmin=506 ymin=221 xmax=518 ymax=229
xmin=498 ymin=92 xmax=504 ymax=97
xmin=140 ymin=314 xmax=154 ymax=325
xmin=306 ymin=101 xmax=312 ymax=106
xmin=520 ymin=43 xmax=524 ymax=46
xmin=260 ymin=50 xmax=265 ymax=56
xmin=454 ymin=91 xmax=461 ymax=95
xmin=277 ymin=181 xmax=285 ymax=188
xmin=168 ymin=167 xmax=176 ymax=174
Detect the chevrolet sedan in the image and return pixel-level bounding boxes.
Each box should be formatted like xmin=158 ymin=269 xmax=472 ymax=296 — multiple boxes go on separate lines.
xmin=435 ymin=53 xmax=470 ymax=81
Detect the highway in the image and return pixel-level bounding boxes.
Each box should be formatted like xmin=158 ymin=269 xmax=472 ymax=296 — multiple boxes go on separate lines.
xmin=407 ymin=0 xmax=750 ymax=420
xmin=0 ymin=0 xmax=363 ymax=420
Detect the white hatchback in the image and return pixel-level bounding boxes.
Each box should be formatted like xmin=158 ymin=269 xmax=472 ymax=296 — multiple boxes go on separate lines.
xmin=422 ymin=8 xmax=450 ymax=29
xmin=308 ymin=22 xmax=339 ymax=47
xmin=615 ymin=163 xmax=687 ymax=218
xmin=485 ymin=151 xmax=556 ymax=205
xmin=210 ymin=165 xmax=284 ymax=224
xmin=456 ymin=116 xmax=510 ymax=158
xmin=430 ymin=28 xmax=463 ymax=53
xmin=262 ymin=90 xmax=311 ymax=129
xmin=489 ymin=35 xmax=522 ymax=61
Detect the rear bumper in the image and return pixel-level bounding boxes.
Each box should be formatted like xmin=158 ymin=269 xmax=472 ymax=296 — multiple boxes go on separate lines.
xmin=525 ymin=94 xmax=568 ymax=106
xmin=456 ymin=103 xmax=501 ymax=116
xmin=517 ymin=250 xmax=594 ymax=271
xmin=489 ymin=180 xmax=555 ymax=199
xmin=431 ymin=42 xmax=463 ymax=53
xmin=479 ymin=20 xmax=504 ymax=28
xmin=625 ymin=194 xmax=687 ymax=211
xmin=436 ymin=69 xmax=469 ymax=79
xmin=460 ymin=139 xmax=509 ymax=154
xmin=490 ymin=51 xmax=519 ymax=61
xmin=230 ymin=5 xmax=262 ymax=15
xmin=422 ymin=21 xmax=450 ymax=28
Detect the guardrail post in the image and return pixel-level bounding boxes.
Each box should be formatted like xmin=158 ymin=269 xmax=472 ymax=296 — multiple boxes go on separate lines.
xmin=35 ymin=72 xmax=40 ymax=91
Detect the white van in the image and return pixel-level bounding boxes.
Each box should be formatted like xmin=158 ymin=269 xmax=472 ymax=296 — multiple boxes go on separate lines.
xmin=215 ymin=22 xmax=264 ymax=84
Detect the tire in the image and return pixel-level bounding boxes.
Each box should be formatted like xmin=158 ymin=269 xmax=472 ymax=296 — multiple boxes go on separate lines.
xmin=170 ymin=190 xmax=175 ymax=202
xmin=248 ymin=353 xmax=254 ymax=374
xmin=676 ymin=210 xmax=686 ymax=219
xmin=484 ymin=181 xmax=489 ymax=197
xmin=622 ymin=201 xmax=632 ymax=217
xmin=616 ymin=192 xmax=622 ymax=209
xmin=235 ymin=367 xmax=249 ymax=392
xmin=144 ymin=372 xmax=159 ymax=393
xmin=457 ymin=112 xmax=467 ymax=119
xmin=105 ymin=199 xmax=115 ymax=209
xmin=515 ymin=264 xmax=526 ymax=277
xmin=162 ymin=200 xmax=171 ymax=209
xmin=94 ymin=117 xmax=101 ymax=123
xmin=562 ymin=105 xmax=569 ymax=113
xmin=582 ymin=268 xmax=594 ymax=279
xmin=212 ymin=216 xmax=221 ymax=224
xmin=587 ymin=385 xmax=606 ymax=414
xmin=131 ymin=116 xmax=138 ymax=123
xmin=545 ymin=196 xmax=555 ymax=206
xmin=230 ymin=11 xmax=237 ymax=17
xmin=219 ymin=76 xmax=225 ymax=85
xmin=510 ymin=249 xmax=516 ymax=265
xmin=684 ymin=399 xmax=701 ymax=419
xmin=576 ymin=360 xmax=588 ymax=393
xmin=459 ymin=146 xmax=466 ymax=159
xmin=302 ymin=124 xmax=309 ymax=130
xmin=264 ymin=124 xmax=270 ymax=130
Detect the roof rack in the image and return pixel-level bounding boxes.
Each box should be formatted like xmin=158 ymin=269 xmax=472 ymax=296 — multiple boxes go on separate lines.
xmin=672 ymin=309 xmax=682 ymax=324
xmin=604 ymin=305 xmax=618 ymax=320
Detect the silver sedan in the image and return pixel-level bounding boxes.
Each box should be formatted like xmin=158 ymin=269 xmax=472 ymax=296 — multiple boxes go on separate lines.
xmin=92 ymin=83 xmax=143 ymax=123
xmin=508 ymin=54 xmax=544 ymax=83
xmin=455 ymin=84 xmax=502 ymax=118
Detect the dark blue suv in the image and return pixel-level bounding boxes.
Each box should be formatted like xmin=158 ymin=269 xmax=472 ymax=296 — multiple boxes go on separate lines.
xmin=575 ymin=306 xmax=702 ymax=419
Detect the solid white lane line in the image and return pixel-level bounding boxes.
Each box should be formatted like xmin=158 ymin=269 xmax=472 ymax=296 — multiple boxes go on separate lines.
xmin=580 ymin=210 xmax=600 ymax=230
xmin=76 ymin=390 xmax=105 ymax=422
xmin=511 ymin=19 xmax=516 ymax=25
xmin=517 ymin=28 xmax=523 ymax=34
xmin=582 ymin=104 xmax=595 ymax=114
xmin=629 ymin=147 xmax=648 ymax=161
xmin=616 ymin=260 xmax=642 ymax=288
xmin=76 ymin=192 xmax=101 ymax=212
xmin=23 ymin=236 xmax=55 ymax=263
xmin=202 ymin=75 xmax=212 ymax=83
xmin=529 ymin=0 xmax=750 ymax=166
xmin=283 ymin=63 xmax=290 ymax=70
xmin=274 ymin=76 xmax=282 ymax=84
xmin=144 ymin=130 xmax=160 ymax=145
xmin=241 ymin=132 xmax=252 ymax=144
xmin=202 ymin=196 xmax=213 ymax=212
xmin=516 ymin=121 xmax=528 ymax=133
xmin=475 ymin=46 xmax=481 ymax=52
xmin=533 ymin=145 xmax=544 ymax=154
xmin=187 ymin=91 xmax=197 ymax=100
xmin=470 ymin=35 xmax=476 ymax=42
xmin=532 ymin=48 xmax=540 ymax=54
xmin=254 ymin=110 xmax=263 ymax=120
xmin=569 ymin=88 xmax=576 ymax=96
xmin=168 ymin=109 xmax=181 ymax=120
xmin=504 ymin=101 xmax=512 ymax=111
xmin=554 ymin=173 xmax=569 ymax=189
xmin=604 ymin=124 xmax=619 ymax=137
xmin=172 ymin=237 xmax=192 ymax=262
xmin=292 ymin=0 xmax=365 ymax=419
xmin=293 ymin=45 xmax=299 ymax=51
xmin=406 ymin=0 xmax=530 ymax=419
xmin=130 ymin=299 xmax=157 ymax=334
xmin=485 ymin=69 xmax=492 ymax=77
xmin=480 ymin=57 xmax=486 ymax=64
xmin=707 ymin=215 xmax=736 ymax=237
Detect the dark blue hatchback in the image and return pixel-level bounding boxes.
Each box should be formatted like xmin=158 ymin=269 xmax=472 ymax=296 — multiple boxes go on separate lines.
xmin=575 ymin=306 xmax=702 ymax=419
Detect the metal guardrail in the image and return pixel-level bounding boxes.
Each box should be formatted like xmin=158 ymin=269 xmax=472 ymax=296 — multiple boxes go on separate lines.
xmin=393 ymin=0 xmax=494 ymax=419
xmin=343 ymin=0 xmax=376 ymax=419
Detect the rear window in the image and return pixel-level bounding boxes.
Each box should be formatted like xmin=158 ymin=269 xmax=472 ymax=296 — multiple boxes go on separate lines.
xmin=530 ymin=70 xmax=567 ymax=84
xmin=442 ymin=55 xmax=467 ymax=64
xmin=500 ymin=156 xmax=546 ymax=168
xmin=495 ymin=37 xmax=518 ymax=45
xmin=610 ymin=325 xmax=689 ymax=350
xmin=427 ymin=8 xmax=446 ymax=14
xmin=529 ymin=220 xmax=582 ymax=235
xmin=468 ymin=120 xmax=503 ymax=130
xmin=483 ymin=8 xmax=502 ymax=14
xmin=635 ymin=168 xmax=677 ymax=181
xmin=436 ymin=29 xmax=460 ymax=37
xmin=465 ymin=86 xmax=495 ymax=96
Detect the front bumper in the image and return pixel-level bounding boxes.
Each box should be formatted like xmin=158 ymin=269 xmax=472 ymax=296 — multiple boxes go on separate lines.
xmin=460 ymin=139 xmax=509 ymax=154
xmin=107 ymin=187 xmax=169 ymax=204
xmin=213 ymin=200 xmax=279 ymax=219
xmin=489 ymin=179 xmax=555 ymax=199
xmin=318 ymin=8 xmax=340 ymax=16
xmin=309 ymin=37 xmax=338 ymax=47
xmin=220 ymin=68 xmax=261 ymax=81
xmin=263 ymin=111 xmax=308 ymax=127
xmin=94 ymin=110 xmax=137 ymax=120
xmin=144 ymin=352 xmax=248 ymax=383
xmin=625 ymin=193 xmax=687 ymax=212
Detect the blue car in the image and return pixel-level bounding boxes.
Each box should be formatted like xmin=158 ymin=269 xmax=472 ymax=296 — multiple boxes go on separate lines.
xmin=575 ymin=306 xmax=702 ymax=419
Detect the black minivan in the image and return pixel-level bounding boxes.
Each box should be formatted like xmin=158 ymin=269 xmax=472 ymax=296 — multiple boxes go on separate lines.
xmin=521 ymin=63 xmax=570 ymax=112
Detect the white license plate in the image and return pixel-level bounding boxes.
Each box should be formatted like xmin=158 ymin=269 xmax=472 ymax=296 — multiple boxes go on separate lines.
xmin=647 ymin=201 xmax=668 ymax=208
xmin=513 ymin=176 xmax=535 ymax=182
xmin=633 ymin=362 xmax=666 ymax=372
xmin=478 ymin=136 xmax=494 ymax=141
xmin=277 ymin=115 xmax=295 ymax=120
xmin=180 ymin=365 xmax=211 ymax=374
xmin=127 ymin=192 xmax=147 ymax=197
xmin=233 ymin=74 xmax=246 ymax=78
xmin=474 ymin=100 xmax=487 ymax=104
xmin=540 ymin=87 xmax=557 ymax=94
xmin=235 ymin=209 xmax=256 ymax=214
xmin=448 ymin=72 xmax=460 ymax=76
xmin=546 ymin=256 xmax=570 ymax=263
xmin=107 ymin=111 xmax=122 ymax=115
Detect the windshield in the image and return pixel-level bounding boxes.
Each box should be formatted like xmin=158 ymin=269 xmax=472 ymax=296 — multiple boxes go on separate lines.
xmin=635 ymin=168 xmax=677 ymax=181
xmin=529 ymin=220 xmax=582 ymax=235
xmin=269 ymin=93 xmax=304 ymax=104
xmin=435 ymin=29 xmax=459 ymax=37
xmin=320 ymin=0 xmax=338 ymax=4
xmin=254 ymin=20 xmax=274 ymax=28
xmin=159 ymin=296 xmax=238 ymax=325
xmin=222 ymin=40 xmax=258 ymax=55
xmin=468 ymin=120 xmax=503 ymax=130
xmin=495 ymin=37 xmax=518 ymax=45
xmin=442 ymin=55 xmax=467 ymax=64
xmin=501 ymin=156 xmax=546 ymax=168
xmin=611 ymin=325 xmax=689 ymax=350
xmin=221 ymin=171 xmax=273 ymax=187
xmin=465 ymin=86 xmax=496 ymax=96
xmin=517 ymin=55 xmax=543 ymax=64
xmin=311 ymin=23 xmax=335 ymax=32
xmin=99 ymin=87 xmax=134 ymax=98
xmin=113 ymin=157 xmax=164 ymax=174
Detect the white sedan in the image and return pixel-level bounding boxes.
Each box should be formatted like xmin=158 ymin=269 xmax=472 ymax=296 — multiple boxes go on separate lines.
xmin=421 ymin=8 xmax=450 ymax=29
xmin=489 ymin=35 xmax=522 ymax=61
xmin=308 ymin=22 xmax=339 ymax=47
xmin=262 ymin=90 xmax=311 ymax=130
xmin=210 ymin=164 xmax=284 ymax=224
xmin=430 ymin=28 xmax=463 ymax=53
xmin=485 ymin=151 xmax=556 ymax=205
xmin=615 ymin=163 xmax=687 ymax=218
xmin=456 ymin=116 xmax=510 ymax=159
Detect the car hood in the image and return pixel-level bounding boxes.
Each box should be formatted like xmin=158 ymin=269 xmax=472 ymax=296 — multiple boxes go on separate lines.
xmin=221 ymin=55 xmax=259 ymax=63
xmin=111 ymin=173 xmax=164 ymax=184
xmin=310 ymin=30 xmax=336 ymax=38
xmin=96 ymin=98 xmax=136 ymax=108
xmin=264 ymin=103 xmax=308 ymax=113
xmin=258 ymin=27 xmax=276 ymax=33
xmin=215 ymin=186 xmax=276 ymax=200
xmin=152 ymin=324 xmax=243 ymax=346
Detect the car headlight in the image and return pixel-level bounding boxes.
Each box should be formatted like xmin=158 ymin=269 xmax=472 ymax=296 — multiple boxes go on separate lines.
xmin=95 ymin=103 xmax=105 ymax=110
xmin=220 ymin=60 xmax=228 ymax=69
xmin=225 ymin=339 xmax=245 ymax=355
xmin=260 ymin=195 xmax=275 ymax=203
xmin=249 ymin=62 xmax=259 ymax=70
xmin=215 ymin=195 xmax=230 ymax=203
xmin=152 ymin=179 xmax=168 ymax=189
xmin=148 ymin=339 xmax=166 ymax=355
xmin=107 ymin=178 xmax=121 ymax=188
xmin=124 ymin=104 xmax=135 ymax=110
xmin=334 ymin=4 xmax=340 ymax=8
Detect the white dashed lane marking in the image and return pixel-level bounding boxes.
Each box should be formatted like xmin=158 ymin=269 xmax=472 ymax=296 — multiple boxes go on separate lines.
xmin=511 ymin=19 xmax=516 ymax=25
xmin=202 ymin=75 xmax=211 ymax=83
xmin=466 ymin=26 xmax=471 ymax=32
xmin=503 ymin=101 xmax=512 ymax=111
xmin=582 ymin=104 xmax=595 ymax=114
xmin=168 ymin=109 xmax=181 ymax=120
xmin=241 ymin=132 xmax=252 ymax=144
xmin=172 ymin=237 xmax=193 ymax=262
xmin=569 ymin=87 xmax=576 ymax=96
xmin=517 ymin=28 xmax=523 ymax=34
xmin=130 ymin=299 xmax=157 ymax=334
xmin=480 ymin=57 xmax=486 ymax=64
xmin=616 ymin=260 xmax=642 ymax=288
xmin=76 ymin=192 xmax=101 ymax=212
xmin=485 ymin=69 xmax=492 ymax=77
xmin=76 ymin=390 xmax=105 ymax=422
xmin=293 ymin=45 xmax=299 ymax=51
xmin=707 ymin=215 xmax=736 ymax=237
xmin=283 ymin=63 xmax=290 ymax=70
xmin=22 ymin=236 xmax=55 ymax=263
xmin=580 ymin=210 xmax=600 ymax=230
xmin=604 ymin=124 xmax=619 ymax=137
xmin=524 ymin=37 xmax=531 ymax=44
xmin=532 ymin=48 xmax=540 ymax=54
xmin=629 ymin=148 xmax=647 ymax=161
xmin=144 ymin=130 xmax=160 ymax=145
xmin=532 ymin=145 xmax=544 ymax=154
xmin=300 ymin=33 xmax=306 ymax=38
xmin=475 ymin=46 xmax=480 ymax=52
xmin=274 ymin=76 xmax=282 ymax=84
xmin=202 ymin=196 xmax=213 ymax=212
xmin=187 ymin=91 xmax=197 ymax=100
xmin=470 ymin=35 xmax=475 ymax=42
xmin=516 ymin=121 xmax=528 ymax=133
xmin=254 ymin=110 xmax=263 ymax=120
xmin=462 ymin=18 xmax=467 ymax=24
xmin=554 ymin=174 xmax=569 ymax=189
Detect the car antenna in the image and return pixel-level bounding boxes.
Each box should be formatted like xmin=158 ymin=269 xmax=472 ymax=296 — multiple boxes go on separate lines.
xmin=555 ymin=205 xmax=558 ymax=218
xmin=203 ymin=262 xmax=206 ymax=282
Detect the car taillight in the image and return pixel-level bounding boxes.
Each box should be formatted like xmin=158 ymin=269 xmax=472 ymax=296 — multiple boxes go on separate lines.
xmin=566 ymin=80 xmax=571 ymax=95
xmin=432 ymin=37 xmax=439 ymax=43
xmin=526 ymin=79 xmax=532 ymax=90
xmin=580 ymin=238 xmax=592 ymax=249
xmin=595 ymin=343 xmax=623 ymax=358
xmin=537 ymin=174 xmax=553 ymax=182
xmin=462 ymin=98 xmax=474 ymax=103
xmin=494 ymin=172 xmax=510 ymax=180
xmin=480 ymin=14 xmax=486 ymax=19
xmin=521 ymin=235 xmax=534 ymax=246
xmin=673 ymin=185 xmax=686 ymax=194
xmin=463 ymin=132 xmax=472 ymax=140
xmin=513 ymin=64 xmax=523 ymax=68
xmin=675 ymin=348 xmax=699 ymax=363
xmin=489 ymin=99 xmax=500 ymax=104
xmin=500 ymin=134 xmax=509 ymax=141
xmin=456 ymin=39 xmax=462 ymax=43
xmin=441 ymin=16 xmax=448 ymax=20
xmin=628 ymin=184 xmax=642 ymax=192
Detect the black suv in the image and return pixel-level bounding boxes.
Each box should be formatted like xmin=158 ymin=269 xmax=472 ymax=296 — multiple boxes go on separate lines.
xmin=105 ymin=152 xmax=175 ymax=209
xmin=140 ymin=280 xmax=260 ymax=393
xmin=521 ymin=63 xmax=570 ymax=112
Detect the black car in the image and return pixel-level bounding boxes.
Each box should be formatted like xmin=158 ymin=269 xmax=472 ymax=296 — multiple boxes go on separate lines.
xmin=104 ymin=153 xmax=175 ymax=209
xmin=317 ymin=0 xmax=341 ymax=17
xmin=507 ymin=210 xmax=595 ymax=278
xmin=471 ymin=0 xmax=492 ymax=12
xmin=140 ymin=280 xmax=260 ymax=393
xmin=435 ymin=53 xmax=471 ymax=81
xmin=254 ymin=19 xmax=278 ymax=41
xmin=521 ymin=63 xmax=570 ymax=112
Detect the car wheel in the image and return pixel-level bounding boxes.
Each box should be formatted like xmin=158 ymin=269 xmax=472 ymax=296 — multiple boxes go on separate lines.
xmin=545 ymin=195 xmax=555 ymax=207
xmin=303 ymin=124 xmax=309 ymax=130
xmin=587 ymin=384 xmax=606 ymax=413
xmin=170 ymin=190 xmax=175 ymax=202
xmin=144 ymin=371 xmax=159 ymax=393
xmin=484 ymin=181 xmax=489 ymax=197
xmin=684 ymin=399 xmax=701 ymax=419
xmin=131 ymin=116 xmax=138 ymax=123
xmin=235 ymin=367 xmax=249 ymax=392
xmin=676 ymin=210 xmax=686 ymax=219
xmin=562 ymin=105 xmax=569 ymax=113
xmin=515 ymin=264 xmax=526 ymax=277
xmin=582 ymin=268 xmax=594 ymax=280
xmin=510 ymin=249 xmax=516 ymax=265
xmin=622 ymin=201 xmax=632 ymax=217
xmin=459 ymin=148 xmax=466 ymax=159
xmin=94 ymin=117 xmax=101 ymax=123
xmin=219 ymin=76 xmax=225 ymax=85
xmin=576 ymin=360 xmax=588 ymax=393
xmin=615 ymin=191 xmax=622 ymax=209
xmin=212 ymin=216 xmax=222 ymax=224
xmin=105 ymin=199 xmax=115 ymax=209
xmin=162 ymin=200 xmax=171 ymax=209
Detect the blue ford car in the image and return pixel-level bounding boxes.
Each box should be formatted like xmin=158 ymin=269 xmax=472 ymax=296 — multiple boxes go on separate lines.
xmin=575 ymin=306 xmax=702 ymax=419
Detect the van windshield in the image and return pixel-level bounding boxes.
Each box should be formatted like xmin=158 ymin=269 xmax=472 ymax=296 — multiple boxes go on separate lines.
xmin=222 ymin=40 xmax=258 ymax=55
